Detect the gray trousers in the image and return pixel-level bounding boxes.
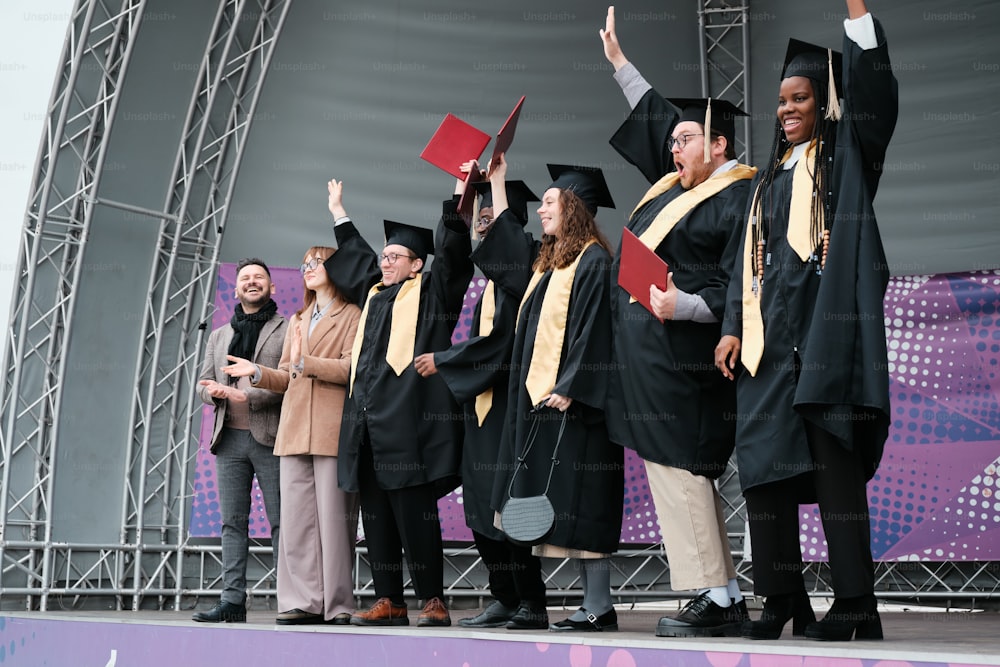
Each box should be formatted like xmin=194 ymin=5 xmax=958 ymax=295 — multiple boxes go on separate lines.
xmin=215 ymin=427 xmax=281 ymax=604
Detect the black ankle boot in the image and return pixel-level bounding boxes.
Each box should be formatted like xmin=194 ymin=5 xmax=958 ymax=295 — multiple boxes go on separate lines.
xmin=741 ymin=590 xmax=816 ymax=640
xmin=804 ymin=594 xmax=882 ymax=641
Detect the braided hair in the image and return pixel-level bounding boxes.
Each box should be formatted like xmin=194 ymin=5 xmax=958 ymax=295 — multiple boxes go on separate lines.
xmin=750 ymin=76 xmax=838 ymax=274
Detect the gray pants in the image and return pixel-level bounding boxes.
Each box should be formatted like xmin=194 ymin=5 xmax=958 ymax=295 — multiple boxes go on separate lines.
xmin=215 ymin=428 xmax=281 ymax=605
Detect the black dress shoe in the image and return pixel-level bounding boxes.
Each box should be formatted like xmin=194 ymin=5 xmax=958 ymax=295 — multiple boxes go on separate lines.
xmin=741 ymin=590 xmax=816 ymax=640
xmin=192 ymin=601 xmax=246 ymax=623
xmin=458 ymin=600 xmax=518 ymax=628
xmin=549 ymin=608 xmax=618 ymax=632
xmin=505 ymin=602 xmax=549 ymax=630
xmin=804 ymin=594 xmax=883 ymax=641
xmin=275 ymin=608 xmax=324 ymax=625
xmin=656 ymin=592 xmax=730 ymax=637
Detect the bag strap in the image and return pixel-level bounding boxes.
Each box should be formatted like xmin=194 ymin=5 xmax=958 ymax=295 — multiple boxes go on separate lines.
xmin=507 ymin=409 xmax=567 ymax=500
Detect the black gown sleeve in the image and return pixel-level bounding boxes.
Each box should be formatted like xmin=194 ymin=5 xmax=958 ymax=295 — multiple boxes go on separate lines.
xmin=434 ymin=290 xmax=517 ymax=403
xmin=426 ymin=198 xmax=475 ymax=319
xmin=609 ymin=89 xmax=680 ymax=185
xmin=472 ymin=208 xmax=539 ymax=297
xmin=324 ymin=221 xmax=381 ymax=306
xmin=841 ymin=18 xmax=899 ymax=196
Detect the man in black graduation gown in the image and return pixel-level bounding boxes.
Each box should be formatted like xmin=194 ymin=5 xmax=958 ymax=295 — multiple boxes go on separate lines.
xmin=323 ymin=179 xmax=474 ymax=628
xmin=599 ymin=6 xmax=756 ymax=637
xmin=414 ymin=166 xmax=549 ymax=630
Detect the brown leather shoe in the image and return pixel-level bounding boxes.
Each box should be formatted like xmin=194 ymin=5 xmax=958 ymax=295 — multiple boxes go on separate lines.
xmin=417 ymin=597 xmax=451 ymax=627
xmin=350 ymin=597 xmax=409 ymax=626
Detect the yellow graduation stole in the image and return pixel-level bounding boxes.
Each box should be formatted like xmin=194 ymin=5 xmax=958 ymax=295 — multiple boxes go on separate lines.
xmin=348 ymin=273 xmax=423 ymax=395
xmin=517 ymin=241 xmax=595 ymax=407
xmin=741 ymin=140 xmax=818 ymax=376
xmin=627 ymin=164 xmax=757 ymax=304
xmin=473 ymin=281 xmax=497 ymax=426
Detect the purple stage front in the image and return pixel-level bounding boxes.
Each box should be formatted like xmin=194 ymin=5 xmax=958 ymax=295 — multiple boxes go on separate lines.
xmin=1 ymin=607 xmax=997 ymax=667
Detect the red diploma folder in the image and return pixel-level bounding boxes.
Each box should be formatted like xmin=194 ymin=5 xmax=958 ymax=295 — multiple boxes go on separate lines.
xmin=488 ymin=95 xmax=525 ymax=169
xmin=618 ymin=227 xmax=669 ymax=323
xmin=420 ymin=114 xmax=491 ymax=180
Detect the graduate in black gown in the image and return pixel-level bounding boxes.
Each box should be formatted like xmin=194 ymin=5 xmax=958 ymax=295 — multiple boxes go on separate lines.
xmin=599 ymin=6 xmax=756 ymax=638
xmin=323 ymin=179 xmax=474 ymax=628
xmin=715 ymin=0 xmax=898 ymax=642
xmin=414 ymin=158 xmax=549 ymax=630
xmin=485 ymin=164 xmax=624 ymax=633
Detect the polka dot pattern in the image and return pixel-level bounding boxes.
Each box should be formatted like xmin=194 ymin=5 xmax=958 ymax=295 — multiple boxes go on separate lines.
xmin=801 ymin=271 xmax=1000 ymax=561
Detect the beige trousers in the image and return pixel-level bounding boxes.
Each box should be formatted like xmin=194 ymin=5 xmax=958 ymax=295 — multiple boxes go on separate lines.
xmin=276 ymin=455 xmax=359 ymax=619
xmin=643 ymin=460 xmax=736 ymax=591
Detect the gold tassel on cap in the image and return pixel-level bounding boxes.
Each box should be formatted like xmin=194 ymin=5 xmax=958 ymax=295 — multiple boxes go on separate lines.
xmin=825 ymin=48 xmax=842 ymax=121
xmin=703 ymin=97 xmax=713 ymax=164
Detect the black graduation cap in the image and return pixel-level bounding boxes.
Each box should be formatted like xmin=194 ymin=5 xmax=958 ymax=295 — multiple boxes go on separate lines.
xmin=782 ymin=38 xmax=844 ymax=107
xmin=545 ymin=164 xmax=616 ymax=214
xmin=383 ymin=220 xmax=434 ymax=261
xmin=472 ymin=180 xmax=539 ymax=225
xmin=668 ymin=97 xmax=748 ymax=163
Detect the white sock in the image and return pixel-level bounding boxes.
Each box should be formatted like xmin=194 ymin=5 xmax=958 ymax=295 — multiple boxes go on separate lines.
xmin=727 ymin=578 xmax=743 ymax=603
xmin=701 ymin=586 xmax=731 ymax=608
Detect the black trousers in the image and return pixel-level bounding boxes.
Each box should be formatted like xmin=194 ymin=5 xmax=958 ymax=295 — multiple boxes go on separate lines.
xmin=744 ymin=420 xmax=875 ymax=599
xmin=357 ymin=441 xmax=444 ymax=604
xmin=472 ymin=530 xmax=546 ymax=608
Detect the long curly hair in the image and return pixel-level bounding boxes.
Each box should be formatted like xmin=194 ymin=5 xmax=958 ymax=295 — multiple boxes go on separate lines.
xmin=533 ymin=190 xmax=612 ymax=272
xmin=297 ymin=245 xmax=342 ymax=317
xmin=750 ymin=76 xmax=838 ymax=264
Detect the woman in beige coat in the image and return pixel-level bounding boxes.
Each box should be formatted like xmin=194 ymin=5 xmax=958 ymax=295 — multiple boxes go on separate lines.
xmin=224 ymin=245 xmax=361 ymax=625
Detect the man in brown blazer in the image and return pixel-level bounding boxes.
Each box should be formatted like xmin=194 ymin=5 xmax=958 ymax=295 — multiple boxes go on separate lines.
xmin=193 ymin=258 xmax=286 ymax=623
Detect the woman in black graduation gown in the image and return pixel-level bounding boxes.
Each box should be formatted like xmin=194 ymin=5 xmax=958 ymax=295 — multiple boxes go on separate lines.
xmin=414 ymin=158 xmax=549 ymax=630
xmin=715 ymin=0 xmax=898 ymax=642
xmin=486 ymin=164 xmax=624 ymax=632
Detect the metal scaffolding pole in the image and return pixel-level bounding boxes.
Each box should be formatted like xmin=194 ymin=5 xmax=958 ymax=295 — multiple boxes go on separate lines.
xmin=0 ymin=0 xmax=149 ymax=611
xmin=122 ymin=0 xmax=292 ymax=611
xmin=697 ymin=0 xmax=752 ymax=161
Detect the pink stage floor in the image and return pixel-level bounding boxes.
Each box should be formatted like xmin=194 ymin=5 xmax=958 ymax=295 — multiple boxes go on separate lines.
xmin=2 ymin=604 xmax=999 ymax=667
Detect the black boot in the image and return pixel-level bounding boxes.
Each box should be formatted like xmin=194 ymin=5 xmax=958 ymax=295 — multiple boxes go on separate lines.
xmin=804 ymin=594 xmax=882 ymax=641
xmin=741 ymin=590 xmax=815 ymax=640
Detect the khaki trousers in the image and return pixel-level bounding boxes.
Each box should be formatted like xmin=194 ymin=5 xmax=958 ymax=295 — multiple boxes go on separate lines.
xmin=643 ymin=460 xmax=736 ymax=591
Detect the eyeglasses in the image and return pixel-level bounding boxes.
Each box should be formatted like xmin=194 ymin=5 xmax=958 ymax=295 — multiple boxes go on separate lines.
xmin=379 ymin=252 xmax=417 ymax=265
xmin=299 ymin=258 xmax=323 ymax=274
xmin=667 ymin=133 xmax=704 ymax=151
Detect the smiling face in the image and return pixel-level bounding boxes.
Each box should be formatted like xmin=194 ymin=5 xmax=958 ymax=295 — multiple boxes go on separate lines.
xmin=777 ymin=75 xmax=817 ymax=145
xmin=301 ymin=253 xmax=330 ymax=293
xmin=234 ymin=263 xmax=273 ymax=312
xmin=380 ymin=243 xmax=422 ymax=286
xmin=537 ymin=188 xmax=564 ymax=238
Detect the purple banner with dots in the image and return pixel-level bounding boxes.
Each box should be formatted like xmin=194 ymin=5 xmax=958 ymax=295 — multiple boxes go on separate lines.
xmin=191 ymin=268 xmax=1000 ymax=562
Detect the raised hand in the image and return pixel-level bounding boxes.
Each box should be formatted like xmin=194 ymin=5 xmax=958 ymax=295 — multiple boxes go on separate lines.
xmin=327 ymin=178 xmax=347 ymax=219
xmin=599 ymin=6 xmax=628 ymax=70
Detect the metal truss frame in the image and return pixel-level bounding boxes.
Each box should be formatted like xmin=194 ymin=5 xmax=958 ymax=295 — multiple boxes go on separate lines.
xmin=121 ymin=0 xmax=291 ymax=611
xmin=2 ymin=0 xmax=997 ymax=613
xmin=0 ymin=0 xmax=149 ymax=610
xmin=697 ymin=0 xmax=752 ymax=161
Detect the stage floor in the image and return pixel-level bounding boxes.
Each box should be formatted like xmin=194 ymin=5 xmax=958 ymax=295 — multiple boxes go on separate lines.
xmin=2 ymin=602 xmax=998 ymax=667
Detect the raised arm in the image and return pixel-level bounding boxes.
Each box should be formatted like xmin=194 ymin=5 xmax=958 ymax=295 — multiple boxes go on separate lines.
xmin=323 ymin=179 xmax=381 ymax=305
